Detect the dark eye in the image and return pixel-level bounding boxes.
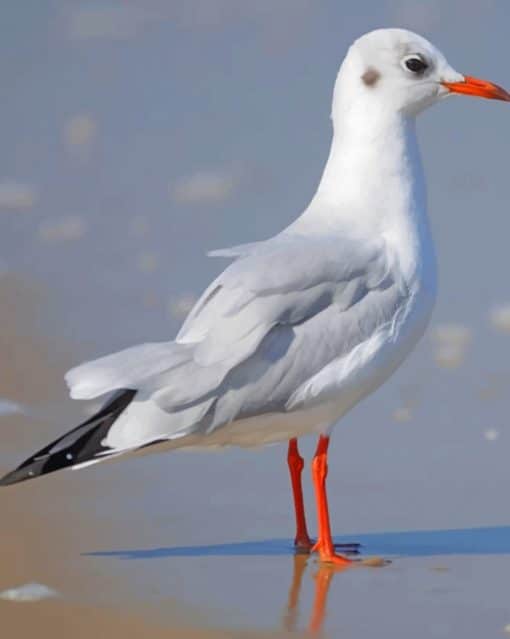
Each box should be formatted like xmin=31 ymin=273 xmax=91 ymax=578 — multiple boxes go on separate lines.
xmin=404 ymin=56 xmax=428 ymax=74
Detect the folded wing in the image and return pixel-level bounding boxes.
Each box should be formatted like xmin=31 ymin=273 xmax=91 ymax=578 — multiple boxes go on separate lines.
xmin=65 ymin=234 xmax=405 ymax=453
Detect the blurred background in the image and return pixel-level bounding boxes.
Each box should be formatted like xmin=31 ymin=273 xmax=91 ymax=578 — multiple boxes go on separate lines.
xmin=2 ymin=2 xmax=510 ymax=637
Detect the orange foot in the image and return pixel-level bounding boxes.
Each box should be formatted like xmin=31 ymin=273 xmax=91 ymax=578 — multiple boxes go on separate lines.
xmin=294 ymin=537 xmax=360 ymax=555
xmin=310 ymin=540 xmax=360 ymax=554
xmin=312 ymin=540 xmax=353 ymax=566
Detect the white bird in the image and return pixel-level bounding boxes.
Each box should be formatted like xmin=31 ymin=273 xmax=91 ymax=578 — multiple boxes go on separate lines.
xmin=2 ymin=29 xmax=509 ymax=566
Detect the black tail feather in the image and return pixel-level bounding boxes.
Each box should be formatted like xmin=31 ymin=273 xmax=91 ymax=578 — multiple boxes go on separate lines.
xmin=0 ymin=389 xmax=136 ymax=486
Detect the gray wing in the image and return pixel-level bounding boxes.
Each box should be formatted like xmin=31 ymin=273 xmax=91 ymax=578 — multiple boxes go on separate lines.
xmin=177 ymin=235 xmax=392 ymax=357
xmin=67 ymin=234 xmax=407 ymax=449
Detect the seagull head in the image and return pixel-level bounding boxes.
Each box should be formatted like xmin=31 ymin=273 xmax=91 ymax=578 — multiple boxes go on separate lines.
xmin=333 ymin=28 xmax=510 ymax=119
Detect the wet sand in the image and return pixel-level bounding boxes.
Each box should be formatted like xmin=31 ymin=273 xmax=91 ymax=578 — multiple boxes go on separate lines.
xmin=0 ymin=601 xmax=293 ymax=639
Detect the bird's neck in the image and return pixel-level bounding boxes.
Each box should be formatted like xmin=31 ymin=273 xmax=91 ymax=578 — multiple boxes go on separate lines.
xmin=291 ymin=107 xmax=432 ymax=281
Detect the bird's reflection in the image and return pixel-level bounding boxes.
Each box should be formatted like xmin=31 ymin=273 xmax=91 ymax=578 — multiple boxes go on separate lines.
xmin=87 ymin=525 xmax=510 ymax=632
xmin=283 ymin=553 xmax=350 ymax=635
xmin=283 ymin=554 xmax=308 ymax=632
xmin=309 ymin=563 xmax=338 ymax=635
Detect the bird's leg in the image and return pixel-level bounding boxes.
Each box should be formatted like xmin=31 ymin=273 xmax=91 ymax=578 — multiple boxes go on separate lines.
xmin=311 ymin=435 xmax=352 ymax=566
xmin=287 ymin=438 xmax=313 ymax=551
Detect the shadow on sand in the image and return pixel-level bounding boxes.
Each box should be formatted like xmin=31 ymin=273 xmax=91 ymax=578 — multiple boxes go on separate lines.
xmin=85 ymin=525 xmax=510 ymax=560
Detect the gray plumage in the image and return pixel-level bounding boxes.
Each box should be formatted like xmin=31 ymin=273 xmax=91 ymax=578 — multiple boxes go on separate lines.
xmin=63 ymin=234 xmax=408 ymax=454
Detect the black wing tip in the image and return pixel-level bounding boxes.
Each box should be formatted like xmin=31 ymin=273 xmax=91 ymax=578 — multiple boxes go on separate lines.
xmin=0 ymin=469 xmax=28 ymax=486
xmin=0 ymin=389 xmax=136 ymax=487
xmin=0 ymin=443 xmax=80 ymax=486
xmin=0 ymin=463 xmax=44 ymax=486
xmin=0 ymin=449 xmax=54 ymax=485
xmin=0 ymin=451 xmax=81 ymax=486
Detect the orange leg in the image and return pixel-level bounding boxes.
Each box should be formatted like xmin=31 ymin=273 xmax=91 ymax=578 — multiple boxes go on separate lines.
xmin=287 ymin=438 xmax=313 ymax=551
xmin=311 ymin=435 xmax=352 ymax=566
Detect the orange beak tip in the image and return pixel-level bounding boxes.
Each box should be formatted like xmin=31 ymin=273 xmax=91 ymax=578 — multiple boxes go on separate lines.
xmin=442 ymin=75 xmax=510 ymax=102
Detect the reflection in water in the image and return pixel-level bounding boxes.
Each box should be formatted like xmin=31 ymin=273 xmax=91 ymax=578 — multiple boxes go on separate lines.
xmin=283 ymin=554 xmax=349 ymax=635
xmin=282 ymin=554 xmax=308 ymax=632
xmin=89 ymin=526 xmax=510 ymax=634
xmin=308 ymin=564 xmax=337 ymax=635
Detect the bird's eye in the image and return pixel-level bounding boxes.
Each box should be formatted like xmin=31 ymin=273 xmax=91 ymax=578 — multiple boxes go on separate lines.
xmin=403 ymin=55 xmax=428 ymax=75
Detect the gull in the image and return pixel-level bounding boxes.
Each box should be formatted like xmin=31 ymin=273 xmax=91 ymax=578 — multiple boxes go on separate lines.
xmin=2 ymin=29 xmax=509 ymax=565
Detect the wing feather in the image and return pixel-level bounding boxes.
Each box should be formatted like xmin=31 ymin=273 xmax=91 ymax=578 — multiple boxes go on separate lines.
xmin=66 ymin=233 xmax=406 ymax=450
xmin=177 ymin=235 xmax=391 ymax=370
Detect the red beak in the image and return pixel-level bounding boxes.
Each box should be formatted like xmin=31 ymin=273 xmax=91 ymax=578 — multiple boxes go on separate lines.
xmin=442 ymin=75 xmax=510 ymax=102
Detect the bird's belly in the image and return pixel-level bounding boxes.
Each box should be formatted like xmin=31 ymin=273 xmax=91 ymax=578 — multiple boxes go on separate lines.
xmin=186 ymin=405 xmax=337 ymax=449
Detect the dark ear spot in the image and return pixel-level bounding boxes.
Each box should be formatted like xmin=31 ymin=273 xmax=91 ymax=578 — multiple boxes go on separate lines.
xmin=361 ymin=68 xmax=380 ymax=87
